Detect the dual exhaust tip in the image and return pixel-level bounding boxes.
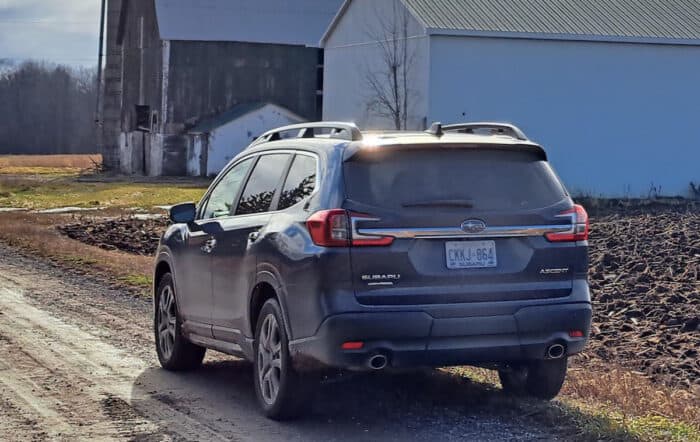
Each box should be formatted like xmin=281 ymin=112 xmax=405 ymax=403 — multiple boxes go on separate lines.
xmin=367 ymin=354 xmax=388 ymax=370
xmin=546 ymin=343 xmax=566 ymax=359
xmin=366 ymin=345 xmax=564 ymax=370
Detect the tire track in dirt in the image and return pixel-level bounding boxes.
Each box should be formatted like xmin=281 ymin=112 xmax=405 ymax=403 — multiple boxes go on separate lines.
xmin=0 ymin=285 xmax=236 ymax=441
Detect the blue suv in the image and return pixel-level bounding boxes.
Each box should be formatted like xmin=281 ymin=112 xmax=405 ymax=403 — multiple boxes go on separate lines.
xmin=153 ymin=122 xmax=592 ymax=419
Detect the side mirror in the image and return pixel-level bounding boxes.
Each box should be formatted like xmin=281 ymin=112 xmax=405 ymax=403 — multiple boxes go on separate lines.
xmin=169 ymin=203 xmax=197 ymax=224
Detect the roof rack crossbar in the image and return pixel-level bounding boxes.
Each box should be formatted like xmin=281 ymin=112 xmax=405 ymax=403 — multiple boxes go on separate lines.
xmin=441 ymin=122 xmax=529 ymax=141
xmin=251 ymin=122 xmax=363 ymax=146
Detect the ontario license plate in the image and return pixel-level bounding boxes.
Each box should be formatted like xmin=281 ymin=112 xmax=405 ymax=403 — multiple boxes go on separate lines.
xmin=445 ymin=241 xmax=497 ymax=269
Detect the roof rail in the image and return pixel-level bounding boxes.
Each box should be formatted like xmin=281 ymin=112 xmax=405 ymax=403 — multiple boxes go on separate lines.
xmin=250 ymin=122 xmax=363 ymax=147
xmin=441 ymin=122 xmax=529 ymax=141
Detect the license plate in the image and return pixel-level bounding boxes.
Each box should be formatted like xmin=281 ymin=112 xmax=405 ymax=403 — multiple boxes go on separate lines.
xmin=445 ymin=241 xmax=497 ymax=269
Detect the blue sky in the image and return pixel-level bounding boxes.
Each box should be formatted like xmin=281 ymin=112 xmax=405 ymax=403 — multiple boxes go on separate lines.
xmin=0 ymin=0 xmax=100 ymax=68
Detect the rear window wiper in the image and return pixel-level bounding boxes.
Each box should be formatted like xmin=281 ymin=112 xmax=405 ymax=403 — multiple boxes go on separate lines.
xmin=402 ymin=199 xmax=474 ymax=208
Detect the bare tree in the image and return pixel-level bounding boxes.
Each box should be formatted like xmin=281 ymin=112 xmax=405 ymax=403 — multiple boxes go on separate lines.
xmin=0 ymin=61 xmax=98 ymax=154
xmin=364 ymin=0 xmax=417 ymax=130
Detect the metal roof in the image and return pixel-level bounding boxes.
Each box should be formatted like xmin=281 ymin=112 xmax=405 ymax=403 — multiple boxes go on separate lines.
xmin=402 ymin=0 xmax=700 ymax=43
xmin=155 ymin=0 xmax=343 ymax=47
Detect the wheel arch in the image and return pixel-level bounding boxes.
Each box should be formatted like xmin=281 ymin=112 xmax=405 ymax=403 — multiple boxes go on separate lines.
xmin=249 ymin=270 xmax=292 ymax=340
xmin=153 ymin=253 xmax=176 ymax=312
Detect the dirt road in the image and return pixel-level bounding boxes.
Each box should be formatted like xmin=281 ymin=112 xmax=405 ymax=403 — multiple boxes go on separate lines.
xmin=0 ymin=248 xmax=559 ymax=441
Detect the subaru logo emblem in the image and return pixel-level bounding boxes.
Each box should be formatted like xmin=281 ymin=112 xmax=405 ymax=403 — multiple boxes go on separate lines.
xmin=461 ymin=219 xmax=487 ymax=233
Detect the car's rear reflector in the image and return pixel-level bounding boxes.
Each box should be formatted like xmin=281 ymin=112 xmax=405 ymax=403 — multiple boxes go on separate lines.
xmin=341 ymin=341 xmax=364 ymax=350
xmin=569 ymin=330 xmax=584 ymax=338
xmin=545 ymin=204 xmax=589 ymax=242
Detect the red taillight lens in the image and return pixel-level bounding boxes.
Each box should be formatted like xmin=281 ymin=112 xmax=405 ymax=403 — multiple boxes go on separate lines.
xmin=306 ymin=209 xmax=349 ymax=247
xmin=545 ymin=204 xmax=589 ymax=242
xmin=306 ymin=210 xmax=394 ymax=247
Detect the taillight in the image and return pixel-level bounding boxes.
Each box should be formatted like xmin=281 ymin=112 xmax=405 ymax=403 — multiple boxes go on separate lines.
xmin=306 ymin=210 xmax=394 ymax=247
xmin=545 ymin=204 xmax=589 ymax=242
xmin=306 ymin=209 xmax=349 ymax=247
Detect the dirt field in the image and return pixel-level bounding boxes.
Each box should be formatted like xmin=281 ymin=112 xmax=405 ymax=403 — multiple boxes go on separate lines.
xmin=0 ymin=154 xmax=102 ymax=175
xmin=0 ymin=154 xmax=101 ymax=169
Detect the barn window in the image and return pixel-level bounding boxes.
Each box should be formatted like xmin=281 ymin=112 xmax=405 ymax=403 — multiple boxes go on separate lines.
xmin=135 ymin=105 xmax=150 ymax=131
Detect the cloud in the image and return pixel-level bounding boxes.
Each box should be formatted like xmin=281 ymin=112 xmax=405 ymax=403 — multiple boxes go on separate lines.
xmin=0 ymin=0 xmax=101 ymax=66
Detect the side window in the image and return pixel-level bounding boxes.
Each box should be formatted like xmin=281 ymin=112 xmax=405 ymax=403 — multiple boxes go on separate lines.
xmin=200 ymin=158 xmax=254 ymax=219
xmin=236 ymin=154 xmax=290 ymax=215
xmin=278 ymin=155 xmax=317 ymax=210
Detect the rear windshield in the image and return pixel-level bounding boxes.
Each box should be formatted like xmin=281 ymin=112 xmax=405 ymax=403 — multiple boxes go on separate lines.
xmin=343 ymin=148 xmax=567 ymax=211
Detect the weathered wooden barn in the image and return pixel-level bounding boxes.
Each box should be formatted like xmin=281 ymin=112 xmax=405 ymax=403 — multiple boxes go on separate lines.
xmin=100 ymin=0 xmax=342 ymax=176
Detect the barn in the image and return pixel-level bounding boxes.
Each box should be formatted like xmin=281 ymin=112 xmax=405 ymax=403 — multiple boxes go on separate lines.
xmin=321 ymin=0 xmax=700 ymax=197
xmin=100 ymin=0 xmax=342 ymax=176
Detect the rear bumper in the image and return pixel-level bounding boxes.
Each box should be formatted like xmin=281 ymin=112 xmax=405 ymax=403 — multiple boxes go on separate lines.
xmin=289 ymin=301 xmax=591 ymax=371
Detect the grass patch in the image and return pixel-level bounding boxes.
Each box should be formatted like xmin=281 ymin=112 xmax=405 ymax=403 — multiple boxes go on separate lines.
xmin=120 ymin=274 xmax=153 ymax=288
xmin=447 ymin=365 xmax=700 ymax=441
xmin=0 ymin=176 xmax=207 ymax=210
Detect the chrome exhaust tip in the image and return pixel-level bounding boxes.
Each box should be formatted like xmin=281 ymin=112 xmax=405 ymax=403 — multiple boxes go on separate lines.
xmin=368 ymin=354 xmax=388 ymax=370
xmin=546 ymin=343 xmax=566 ymax=359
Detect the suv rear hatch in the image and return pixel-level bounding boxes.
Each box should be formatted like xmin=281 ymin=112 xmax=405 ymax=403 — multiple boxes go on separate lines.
xmin=342 ymin=146 xmax=585 ymax=306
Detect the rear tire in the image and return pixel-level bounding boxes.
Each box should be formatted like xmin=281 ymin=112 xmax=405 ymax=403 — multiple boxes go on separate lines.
xmin=154 ymin=273 xmax=206 ymax=371
xmin=253 ymin=299 xmax=312 ymax=420
xmin=499 ymin=357 xmax=568 ymax=400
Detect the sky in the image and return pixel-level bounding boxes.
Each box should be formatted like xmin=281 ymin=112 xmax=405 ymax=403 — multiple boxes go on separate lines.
xmin=0 ymin=0 xmax=101 ymax=68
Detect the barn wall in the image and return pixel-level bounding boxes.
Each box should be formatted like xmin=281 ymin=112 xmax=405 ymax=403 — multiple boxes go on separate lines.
xmin=167 ymin=41 xmax=321 ymax=128
xmin=322 ymin=0 xmax=430 ymax=130
xmin=120 ymin=0 xmax=162 ymax=134
xmin=429 ymin=36 xmax=700 ymax=197
xmin=120 ymin=0 xmax=162 ymax=174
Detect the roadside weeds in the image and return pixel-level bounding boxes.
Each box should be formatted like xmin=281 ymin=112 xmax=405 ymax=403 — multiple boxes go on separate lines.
xmin=448 ymin=366 xmax=699 ymax=442
xmin=0 ymin=212 xmax=153 ymax=296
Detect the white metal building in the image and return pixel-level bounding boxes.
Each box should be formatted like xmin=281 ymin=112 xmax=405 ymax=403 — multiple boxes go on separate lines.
xmin=321 ymin=0 xmax=700 ymax=197
xmin=188 ymin=103 xmax=304 ymax=176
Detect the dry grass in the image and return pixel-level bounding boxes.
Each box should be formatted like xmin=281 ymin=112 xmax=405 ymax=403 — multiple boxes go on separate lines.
xmin=565 ymin=360 xmax=699 ymax=427
xmin=448 ymin=362 xmax=699 ymax=441
xmin=0 ymin=212 xmax=153 ymax=294
xmin=0 ymin=154 xmax=102 ymax=171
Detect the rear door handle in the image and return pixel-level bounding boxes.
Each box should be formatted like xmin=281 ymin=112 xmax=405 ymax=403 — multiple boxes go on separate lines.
xmin=248 ymin=231 xmax=260 ymax=242
xmin=201 ymin=237 xmax=217 ymax=254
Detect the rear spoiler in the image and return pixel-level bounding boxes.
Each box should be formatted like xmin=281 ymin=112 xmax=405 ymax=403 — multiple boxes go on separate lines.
xmin=343 ymin=142 xmax=548 ymax=162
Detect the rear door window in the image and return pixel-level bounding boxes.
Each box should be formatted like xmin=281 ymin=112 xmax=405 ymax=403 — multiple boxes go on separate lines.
xmin=344 ymin=148 xmax=566 ymax=211
xmin=235 ymin=154 xmax=290 ymax=215
xmin=278 ymin=154 xmax=317 ymax=210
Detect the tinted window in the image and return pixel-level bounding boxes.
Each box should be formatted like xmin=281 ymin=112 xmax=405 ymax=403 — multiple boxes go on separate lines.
xmin=278 ymin=155 xmax=317 ymax=210
xmin=344 ymin=149 xmax=567 ymax=211
xmin=236 ymin=154 xmax=290 ymax=215
xmin=200 ymin=158 xmax=254 ymax=219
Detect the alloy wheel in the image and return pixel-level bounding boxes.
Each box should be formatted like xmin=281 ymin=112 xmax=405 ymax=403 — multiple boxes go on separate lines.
xmin=257 ymin=313 xmax=283 ymax=405
xmin=158 ymin=285 xmax=177 ymax=360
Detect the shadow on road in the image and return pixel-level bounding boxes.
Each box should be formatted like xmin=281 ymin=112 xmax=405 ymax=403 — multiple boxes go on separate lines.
xmin=130 ymin=358 xmax=607 ymax=441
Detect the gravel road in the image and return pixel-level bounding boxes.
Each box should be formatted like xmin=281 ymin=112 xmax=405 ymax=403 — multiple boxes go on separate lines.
xmin=0 ymin=248 xmax=561 ymax=441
